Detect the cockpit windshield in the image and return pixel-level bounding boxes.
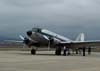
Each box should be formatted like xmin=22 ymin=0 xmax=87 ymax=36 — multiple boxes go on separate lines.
xmin=41 ymin=29 xmax=57 ymax=37
xmin=32 ymin=28 xmax=41 ymax=32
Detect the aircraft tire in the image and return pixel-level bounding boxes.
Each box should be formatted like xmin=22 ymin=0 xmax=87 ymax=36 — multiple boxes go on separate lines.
xmin=55 ymin=47 xmax=61 ymax=55
xmin=31 ymin=49 xmax=36 ymax=55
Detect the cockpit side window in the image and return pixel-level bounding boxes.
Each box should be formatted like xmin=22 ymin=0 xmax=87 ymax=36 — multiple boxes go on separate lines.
xmin=37 ymin=29 xmax=41 ymax=32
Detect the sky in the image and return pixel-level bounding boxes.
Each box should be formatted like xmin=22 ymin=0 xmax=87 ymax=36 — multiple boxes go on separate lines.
xmin=0 ymin=0 xmax=100 ymax=40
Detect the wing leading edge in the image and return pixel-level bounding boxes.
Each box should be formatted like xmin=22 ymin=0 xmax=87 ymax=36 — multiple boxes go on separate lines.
xmin=58 ymin=40 xmax=100 ymax=48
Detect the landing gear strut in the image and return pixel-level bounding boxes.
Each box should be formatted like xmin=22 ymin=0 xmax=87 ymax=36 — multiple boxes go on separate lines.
xmin=31 ymin=48 xmax=36 ymax=55
xmin=55 ymin=47 xmax=62 ymax=55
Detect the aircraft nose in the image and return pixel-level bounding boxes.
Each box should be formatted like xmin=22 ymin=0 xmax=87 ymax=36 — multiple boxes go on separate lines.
xmin=27 ymin=31 xmax=32 ymax=36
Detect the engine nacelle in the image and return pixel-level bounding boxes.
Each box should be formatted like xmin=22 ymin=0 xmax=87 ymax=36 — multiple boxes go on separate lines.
xmin=48 ymin=37 xmax=61 ymax=47
xmin=24 ymin=38 xmax=40 ymax=47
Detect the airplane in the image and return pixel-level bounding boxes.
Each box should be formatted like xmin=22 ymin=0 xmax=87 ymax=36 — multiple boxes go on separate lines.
xmin=18 ymin=27 xmax=100 ymax=56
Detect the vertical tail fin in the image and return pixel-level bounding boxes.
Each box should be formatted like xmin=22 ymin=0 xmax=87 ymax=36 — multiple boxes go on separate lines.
xmin=76 ymin=33 xmax=85 ymax=42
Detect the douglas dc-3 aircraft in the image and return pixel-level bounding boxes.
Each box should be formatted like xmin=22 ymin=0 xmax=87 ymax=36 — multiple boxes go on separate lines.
xmin=17 ymin=27 xmax=100 ymax=56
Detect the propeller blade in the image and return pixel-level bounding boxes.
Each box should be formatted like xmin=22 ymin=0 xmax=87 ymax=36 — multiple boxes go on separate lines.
xmin=19 ymin=35 xmax=28 ymax=48
xmin=43 ymin=35 xmax=49 ymax=40
xmin=19 ymin=35 xmax=24 ymax=40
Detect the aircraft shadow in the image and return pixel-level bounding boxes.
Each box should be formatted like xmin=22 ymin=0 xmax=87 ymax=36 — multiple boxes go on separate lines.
xmin=15 ymin=52 xmax=56 ymax=56
xmin=10 ymin=51 xmax=100 ymax=57
xmin=16 ymin=52 xmax=83 ymax=56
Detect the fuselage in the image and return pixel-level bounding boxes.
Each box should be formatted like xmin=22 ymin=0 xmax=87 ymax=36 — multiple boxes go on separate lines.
xmin=27 ymin=28 xmax=72 ymax=46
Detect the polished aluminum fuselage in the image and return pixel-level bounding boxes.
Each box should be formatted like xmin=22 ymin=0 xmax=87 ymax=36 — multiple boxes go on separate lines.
xmin=28 ymin=28 xmax=72 ymax=47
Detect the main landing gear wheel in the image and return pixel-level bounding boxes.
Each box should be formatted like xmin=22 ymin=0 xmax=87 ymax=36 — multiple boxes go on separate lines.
xmin=55 ymin=47 xmax=62 ymax=55
xmin=31 ymin=49 xmax=36 ymax=55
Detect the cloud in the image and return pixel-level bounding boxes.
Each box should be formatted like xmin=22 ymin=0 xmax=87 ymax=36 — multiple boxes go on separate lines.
xmin=0 ymin=0 xmax=100 ymax=39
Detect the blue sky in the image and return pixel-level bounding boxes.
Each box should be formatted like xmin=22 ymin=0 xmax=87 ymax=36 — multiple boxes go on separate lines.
xmin=0 ymin=0 xmax=100 ymax=40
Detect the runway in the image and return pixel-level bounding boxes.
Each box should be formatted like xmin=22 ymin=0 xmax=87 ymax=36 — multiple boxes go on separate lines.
xmin=0 ymin=50 xmax=100 ymax=71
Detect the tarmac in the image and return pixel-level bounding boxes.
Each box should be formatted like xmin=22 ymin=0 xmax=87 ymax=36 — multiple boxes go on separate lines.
xmin=0 ymin=50 xmax=100 ymax=71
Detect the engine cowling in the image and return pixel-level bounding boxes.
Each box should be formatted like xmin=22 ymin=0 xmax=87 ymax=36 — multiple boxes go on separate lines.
xmin=27 ymin=31 xmax=32 ymax=36
xmin=24 ymin=37 xmax=40 ymax=47
xmin=24 ymin=38 xmax=30 ymax=45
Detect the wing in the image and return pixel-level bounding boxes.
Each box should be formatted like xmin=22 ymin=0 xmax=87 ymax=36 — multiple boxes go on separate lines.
xmin=3 ymin=40 xmax=23 ymax=43
xmin=58 ymin=40 xmax=100 ymax=48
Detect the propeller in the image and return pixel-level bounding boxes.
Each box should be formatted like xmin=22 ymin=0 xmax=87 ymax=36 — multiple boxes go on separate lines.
xmin=43 ymin=35 xmax=55 ymax=50
xmin=19 ymin=35 xmax=25 ymax=40
xmin=48 ymin=37 xmax=54 ymax=50
xmin=43 ymin=35 xmax=51 ymax=50
xmin=19 ymin=35 xmax=28 ymax=48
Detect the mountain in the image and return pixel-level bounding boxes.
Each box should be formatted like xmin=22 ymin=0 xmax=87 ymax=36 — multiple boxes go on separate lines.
xmin=0 ymin=36 xmax=22 ymax=46
xmin=0 ymin=36 xmax=19 ymax=40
